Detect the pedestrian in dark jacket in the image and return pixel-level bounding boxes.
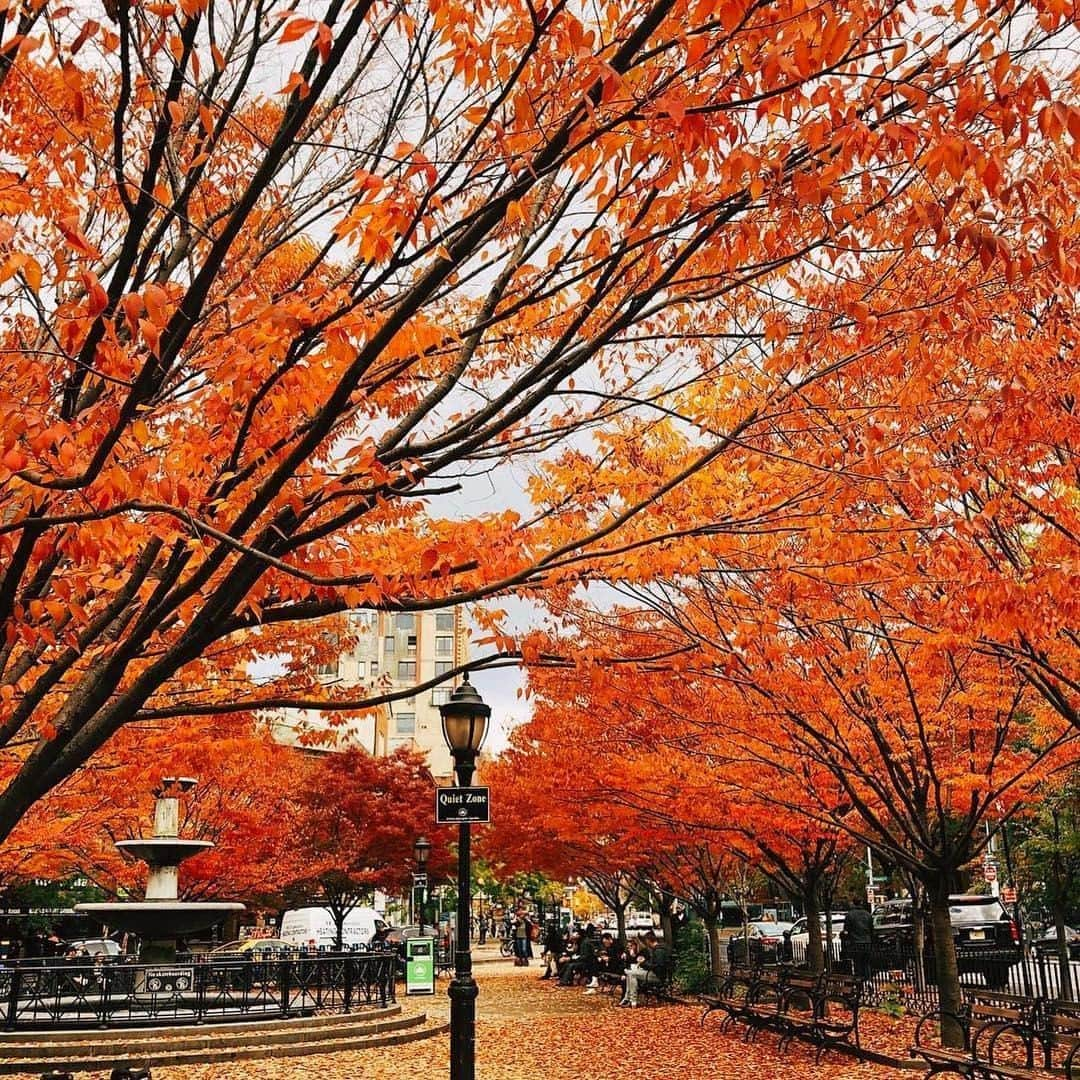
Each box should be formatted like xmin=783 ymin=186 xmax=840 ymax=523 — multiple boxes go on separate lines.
xmin=540 ymin=923 xmax=565 ymax=979
xmin=842 ymin=900 xmax=874 ymax=978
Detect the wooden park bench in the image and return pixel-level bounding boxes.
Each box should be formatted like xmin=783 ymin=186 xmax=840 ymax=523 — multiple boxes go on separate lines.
xmin=770 ymin=970 xmax=822 ymax=1050
xmin=910 ymin=989 xmax=1041 ymax=1078
xmin=737 ymin=966 xmax=790 ymax=1040
xmin=635 ymin=964 xmax=675 ymax=1005
xmin=1039 ymin=999 xmax=1080 ymax=1077
xmin=700 ymin=965 xmax=760 ymax=1031
xmin=812 ymin=973 xmax=862 ymax=1063
xmin=703 ymin=967 xmax=861 ymax=1063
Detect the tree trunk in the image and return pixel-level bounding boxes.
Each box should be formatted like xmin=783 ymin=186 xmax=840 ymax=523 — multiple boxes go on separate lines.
xmin=805 ymin=889 xmax=824 ymax=973
xmin=1054 ymin=896 xmax=1072 ymax=1001
xmin=912 ymin=905 xmax=928 ymax=994
xmin=706 ymin=915 xmax=723 ymax=979
xmin=614 ymin=903 xmax=628 ymax=949
xmin=657 ymin=891 xmax=675 ymax=947
xmin=930 ymin=882 xmax=964 ymax=1048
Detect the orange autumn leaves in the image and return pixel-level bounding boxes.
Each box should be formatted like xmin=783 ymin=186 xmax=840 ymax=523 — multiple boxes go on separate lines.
xmin=0 ymin=721 xmax=447 ymax=908
xmin=0 ymin=0 xmax=1077 ymax=853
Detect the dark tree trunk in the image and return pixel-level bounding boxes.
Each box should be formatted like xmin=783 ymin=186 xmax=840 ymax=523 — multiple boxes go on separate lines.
xmin=929 ymin=880 xmax=964 ymax=1049
xmin=614 ymin=902 xmax=628 ymax=949
xmin=657 ymin=890 xmax=676 ymax=946
xmin=1054 ymin=896 xmax=1073 ymax=1001
xmin=706 ymin=915 xmax=723 ymax=979
xmin=805 ymin=889 xmax=824 ymax=973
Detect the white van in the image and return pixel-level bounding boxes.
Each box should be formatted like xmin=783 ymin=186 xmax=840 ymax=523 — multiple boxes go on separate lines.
xmin=279 ymin=906 xmax=388 ymax=950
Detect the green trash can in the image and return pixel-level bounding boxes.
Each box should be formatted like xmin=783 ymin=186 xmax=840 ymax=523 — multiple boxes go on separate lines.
xmin=405 ymin=936 xmax=436 ymax=995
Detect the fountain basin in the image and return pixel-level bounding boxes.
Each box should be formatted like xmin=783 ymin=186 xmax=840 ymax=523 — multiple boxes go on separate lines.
xmin=115 ymin=838 xmax=213 ymax=866
xmin=75 ymin=902 xmax=245 ymax=937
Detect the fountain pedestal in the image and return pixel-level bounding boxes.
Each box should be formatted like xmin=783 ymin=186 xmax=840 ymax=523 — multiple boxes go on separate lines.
xmin=76 ymin=778 xmax=244 ymax=975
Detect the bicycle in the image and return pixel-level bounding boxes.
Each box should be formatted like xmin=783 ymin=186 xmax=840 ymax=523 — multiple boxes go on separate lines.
xmin=500 ymin=939 xmax=514 ymax=958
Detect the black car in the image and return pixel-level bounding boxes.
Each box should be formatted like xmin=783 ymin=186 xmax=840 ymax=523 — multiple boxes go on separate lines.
xmin=869 ymin=895 xmax=1021 ymax=988
xmin=1033 ymin=925 xmax=1080 ymax=959
xmin=726 ymin=921 xmax=795 ymax=965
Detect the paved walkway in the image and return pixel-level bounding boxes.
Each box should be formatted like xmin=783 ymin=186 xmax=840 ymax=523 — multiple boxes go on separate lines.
xmin=12 ymin=960 xmax=913 ymax=1078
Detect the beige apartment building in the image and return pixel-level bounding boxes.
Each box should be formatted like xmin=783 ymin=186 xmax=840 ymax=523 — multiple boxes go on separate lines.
xmin=269 ymin=608 xmax=469 ymax=780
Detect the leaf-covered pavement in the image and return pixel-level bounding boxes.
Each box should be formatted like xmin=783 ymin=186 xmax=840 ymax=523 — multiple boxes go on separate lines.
xmin=13 ymin=960 xmax=920 ymax=1078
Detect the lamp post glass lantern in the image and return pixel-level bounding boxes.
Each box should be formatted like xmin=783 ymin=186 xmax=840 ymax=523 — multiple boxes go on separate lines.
xmin=439 ymin=677 xmax=491 ymax=1080
xmin=414 ymin=836 xmax=431 ymax=935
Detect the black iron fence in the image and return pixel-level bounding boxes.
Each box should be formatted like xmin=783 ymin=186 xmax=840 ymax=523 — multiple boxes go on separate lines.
xmin=720 ymin=938 xmax=1080 ymax=1012
xmin=0 ymin=949 xmax=397 ymax=1031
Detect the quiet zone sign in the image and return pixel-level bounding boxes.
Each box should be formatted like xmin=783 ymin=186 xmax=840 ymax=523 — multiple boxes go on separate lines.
xmin=435 ymin=786 xmax=490 ymax=824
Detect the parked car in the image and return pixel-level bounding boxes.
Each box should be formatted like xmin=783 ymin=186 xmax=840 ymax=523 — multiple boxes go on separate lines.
xmin=66 ymin=938 xmax=122 ymax=959
xmin=727 ymin=921 xmax=795 ymax=964
xmin=626 ymin=912 xmax=655 ymax=931
xmin=1033 ymin=925 xmax=1080 ymax=959
xmin=782 ymin=914 xmax=846 ymax=961
xmin=207 ymin=938 xmax=296 ymax=991
xmin=209 ymin=938 xmax=294 ymax=956
xmin=868 ymin=895 xmax=1021 ymax=988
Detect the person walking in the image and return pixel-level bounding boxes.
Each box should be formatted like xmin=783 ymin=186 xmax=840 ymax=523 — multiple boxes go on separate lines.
xmin=842 ymin=898 xmax=874 ymax=979
xmin=513 ymin=909 xmax=530 ymax=966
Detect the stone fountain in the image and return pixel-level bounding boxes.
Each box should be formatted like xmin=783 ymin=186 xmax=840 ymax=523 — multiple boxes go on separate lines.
xmin=76 ymin=777 xmax=244 ymax=964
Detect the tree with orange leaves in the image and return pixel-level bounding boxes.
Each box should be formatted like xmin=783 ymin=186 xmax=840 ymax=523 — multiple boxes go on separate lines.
xmin=0 ymin=0 xmax=1078 ymax=847
xmin=511 ymin=579 xmax=1076 ymax=1045
xmin=283 ymin=746 xmax=444 ymax=947
xmin=0 ymin=716 xmax=307 ymax=907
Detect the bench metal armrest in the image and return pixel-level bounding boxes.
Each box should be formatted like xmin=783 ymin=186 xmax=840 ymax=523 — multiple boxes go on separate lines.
xmin=913 ymin=1010 xmax=969 ymax=1051
xmin=982 ymin=1022 xmax=1035 ymax=1067
xmin=1064 ymin=1039 xmax=1080 ymax=1080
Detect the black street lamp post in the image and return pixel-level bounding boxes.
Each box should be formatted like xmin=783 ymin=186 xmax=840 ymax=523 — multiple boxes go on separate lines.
xmin=413 ymin=836 xmax=431 ymax=935
xmin=439 ymin=677 xmax=490 ymax=1080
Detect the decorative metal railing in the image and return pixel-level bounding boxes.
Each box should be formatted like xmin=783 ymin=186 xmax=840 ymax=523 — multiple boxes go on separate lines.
xmin=716 ymin=938 xmax=1077 ymax=1012
xmin=0 ymin=949 xmax=397 ymax=1030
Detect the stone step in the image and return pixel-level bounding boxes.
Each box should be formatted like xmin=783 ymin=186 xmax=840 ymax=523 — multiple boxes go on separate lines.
xmin=0 ymin=1002 xmax=399 ymax=1045
xmin=0 ymin=1008 xmax=422 ymax=1060
xmin=0 ymin=1016 xmax=449 ymax=1074
xmin=0 ymin=993 xmax=401 ymax=1045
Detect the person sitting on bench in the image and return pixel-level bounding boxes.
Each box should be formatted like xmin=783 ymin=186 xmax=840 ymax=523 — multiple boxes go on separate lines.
xmin=585 ymin=932 xmax=620 ymax=994
xmin=621 ymin=932 xmax=671 ymax=1006
xmin=558 ymin=925 xmax=598 ymax=986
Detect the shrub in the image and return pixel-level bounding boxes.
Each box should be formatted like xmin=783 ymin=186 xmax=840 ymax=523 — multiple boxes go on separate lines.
xmin=674 ymin=923 xmax=712 ymax=995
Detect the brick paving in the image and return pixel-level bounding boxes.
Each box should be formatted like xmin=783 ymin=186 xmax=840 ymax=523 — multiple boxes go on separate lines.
xmin=11 ymin=959 xmax=915 ymax=1078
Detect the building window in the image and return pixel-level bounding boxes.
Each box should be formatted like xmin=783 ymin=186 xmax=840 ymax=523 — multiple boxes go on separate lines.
xmin=435 ymin=612 xmax=454 ymax=631
xmin=315 ymin=659 xmax=339 ymax=677
xmin=397 ymin=660 xmax=417 ymax=679
xmin=395 ymin=712 xmax=416 ymax=735
xmin=395 ymin=613 xmax=415 ymax=630
xmin=355 ymin=660 xmax=366 ymax=678
xmin=350 ymin=611 xmax=377 ymax=630
xmin=407 ymin=635 xmax=417 ymax=656
xmin=432 ymin=687 xmax=452 ymax=706
xmin=370 ymin=661 xmax=379 ymax=678
xmin=434 ymin=660 xmax=452 ymax=676
xmin=384 ymin=636 xmax=395 ymax=655
xmin=435 ymin=636 xmax=453 ymax=655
